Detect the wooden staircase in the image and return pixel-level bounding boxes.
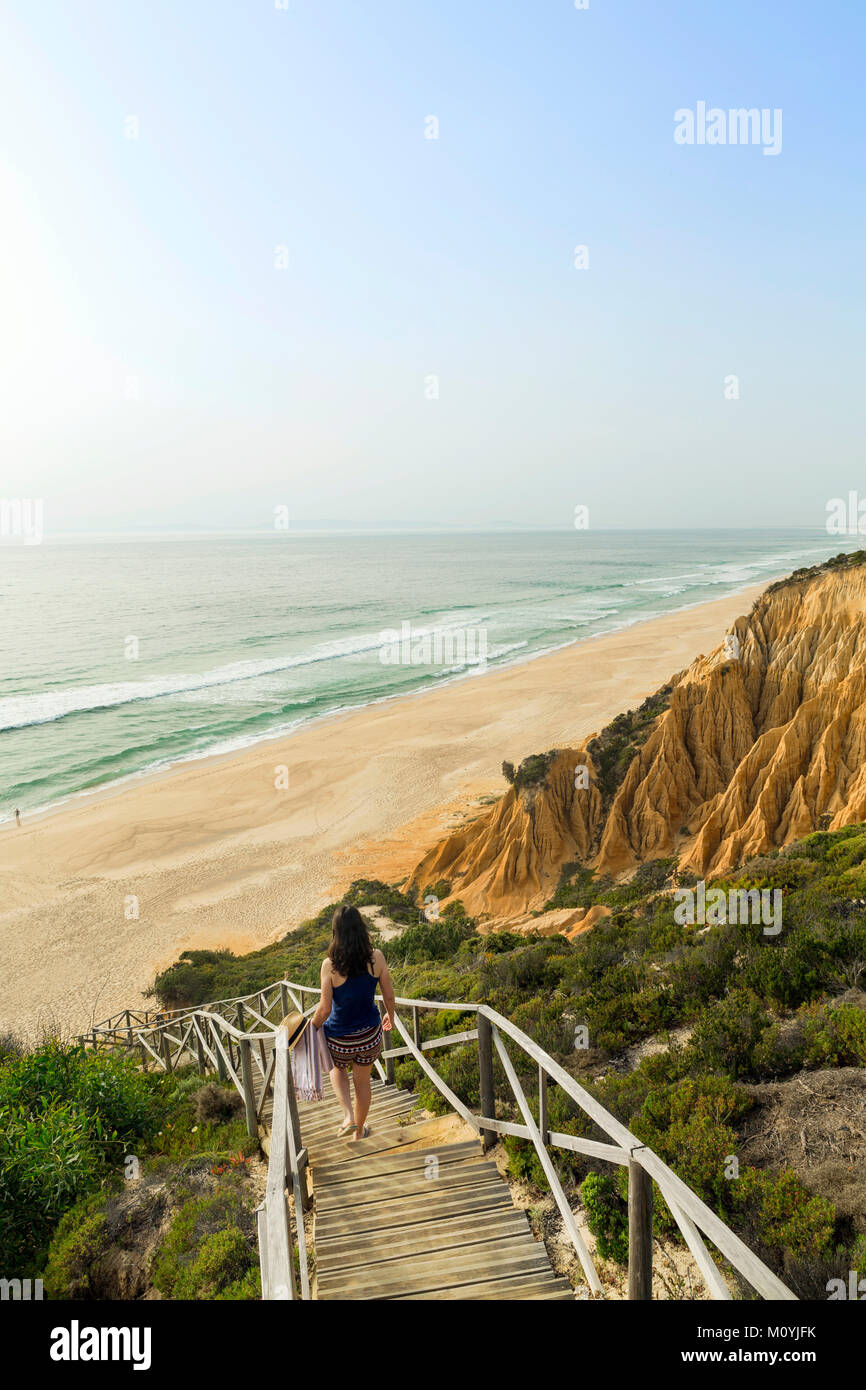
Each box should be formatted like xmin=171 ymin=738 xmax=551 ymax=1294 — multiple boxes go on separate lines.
xmin=90 ymin=981 xmax=798 ymax=1301
xmin=262 ymin=1072 xmax=573 ymax=1300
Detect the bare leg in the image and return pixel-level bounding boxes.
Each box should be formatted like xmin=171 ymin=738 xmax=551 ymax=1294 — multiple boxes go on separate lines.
xmin=351 ymin=1063 xmax=373 ymax=1140
xmin=328 ymin=1065 xmax=353 ymax=1127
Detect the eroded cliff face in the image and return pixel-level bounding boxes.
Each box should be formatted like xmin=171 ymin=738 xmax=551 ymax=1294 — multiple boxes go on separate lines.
xmin=408 ymin=560 xmax=866 ymax=919
xmin=409 ymin=749 xmax=606 ymax=917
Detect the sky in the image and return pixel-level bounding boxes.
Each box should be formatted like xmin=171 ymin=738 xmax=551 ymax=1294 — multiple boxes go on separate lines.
xmin=0 ymin=0 xmax=864 ymax=533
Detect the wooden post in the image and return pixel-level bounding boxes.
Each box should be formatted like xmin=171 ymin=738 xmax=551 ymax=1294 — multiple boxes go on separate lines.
xmin=160 ymin=1032 xmax=172 ymax=1072
xmin=214 ymin=1024 xmax=228 ymax=1083
xmin=196 ymin=1025 xmax=206 ymax=1075
xmin=628 ymin=1159 xmax=653 ymax=1300
xmin=240 ymin=1038 xmax=258 ymax=1138
xmin=279 ymin=982 xmax=289 ymax=1019
xmin=236 ymin=1001 xmax=246 ymax=1032
xmin=412 ymin=1005 xmax=421 ymax=1050
xmin=538 ymin=1064 xmax=549 ymax=1146
xmin=379 ymin=1000 xmax=395 ymax=1083
xmin=125 ymin=1010 xmax=132 ymax=1048
xmin=285 ymin=1059 xmax=311 ymax=1212
xmin=477 ymin=1011 xmax=495 ymax=1152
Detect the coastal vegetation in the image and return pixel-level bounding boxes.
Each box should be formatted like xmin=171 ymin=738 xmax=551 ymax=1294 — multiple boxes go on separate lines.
xmin=763 ymin=547 xmax=866 ymax=595
xmin=0 ymin=1036 xmax=261 ymax=1297
xmin=145 ymin=824 xmax=866 ymax=1299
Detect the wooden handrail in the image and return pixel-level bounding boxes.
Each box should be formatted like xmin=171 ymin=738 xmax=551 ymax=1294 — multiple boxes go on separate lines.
xmin=87 ymin=976 xmax=796 ymax=1302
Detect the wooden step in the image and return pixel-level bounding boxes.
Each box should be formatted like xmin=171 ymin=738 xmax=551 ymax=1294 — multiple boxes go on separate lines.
xmin=315 ymin=1183 xmax=514 ymax=1239
xmin=314 ymin=1140 xmax=482 ymax=1186
xmin=315 ymin=1162 xmax=502 ymax=1214
xmin=398 ymin=1272 xmax=575 ymax=1301
xmin=300 ymin=1096 xmax=419 ymax=1142
xmin=316 ymin=1208 xmax=531 ymax=1273
xmin=317 ymin=1242 xmax=553 ymax=1300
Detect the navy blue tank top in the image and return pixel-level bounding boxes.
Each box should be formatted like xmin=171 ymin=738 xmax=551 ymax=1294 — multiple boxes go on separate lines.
xmin=324 ymin=967 xmax=380 ymax=1036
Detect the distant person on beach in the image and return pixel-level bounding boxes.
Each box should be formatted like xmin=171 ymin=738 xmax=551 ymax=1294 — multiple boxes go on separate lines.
xmin=311 ymin=905 xmax=395 ymax=1142
xmin=14 ymin=808 xmax=20 ymax=827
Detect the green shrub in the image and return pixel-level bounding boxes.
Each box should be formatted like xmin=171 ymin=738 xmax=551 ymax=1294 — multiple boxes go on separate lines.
xmin=687 ymin=990 xmax=771 ymax=1078
xmin=152 ymin=1186 xmax=256 ymax=1299
xmin=734 ymin=1169 xmax=835 ymax=1262
xmin=389 ymin=914 xmax=475 ymax=964
xmin=214 ymin=1266 xmax=262 ymax=1300
xmin=42 ymin=1193 xmax=112 ymax=1299
xmin=751 ymin=1020 xmax=807 ymax=1078
xmin=0 ymin=1039 xmax=163 ymax=1152
xmin=580 ymin=1172 xmax=629 ymax=1264
xmin=631 ymin=1075 xmax=749 ymax=1223
xmin=0 ymin=1099 xmax=105 ymax=1272
xmin=803 ymin=1003 xmax=866 ymax=1067
xmin=172 ymin=1226 xmax=253 ymax=1299
xmin=512 ymin=751 xmax=557 ymax=791
xmin=503 ymin=1136 xmax=547 ymax=1189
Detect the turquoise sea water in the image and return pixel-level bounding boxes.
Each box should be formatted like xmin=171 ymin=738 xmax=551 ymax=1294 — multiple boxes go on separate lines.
xmin=0 ymin=529 xmax=856 ymax=821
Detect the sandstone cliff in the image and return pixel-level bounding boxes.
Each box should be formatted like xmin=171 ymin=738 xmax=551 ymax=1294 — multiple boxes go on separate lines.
xmin=408 ymin=555 xmax=866 ymax=919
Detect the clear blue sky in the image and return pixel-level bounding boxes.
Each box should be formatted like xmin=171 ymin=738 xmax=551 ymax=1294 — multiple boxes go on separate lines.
xmin=1 ymin=1 xmax=864 ymax=531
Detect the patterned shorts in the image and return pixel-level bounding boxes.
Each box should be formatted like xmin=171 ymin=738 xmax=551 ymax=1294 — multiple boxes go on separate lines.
xmin=325 ymin=1021 xmax=383 ymax=1069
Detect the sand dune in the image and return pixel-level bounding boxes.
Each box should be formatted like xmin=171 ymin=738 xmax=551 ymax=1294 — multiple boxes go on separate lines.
xmin=0 ymin=586 xmax=763 ymax=1039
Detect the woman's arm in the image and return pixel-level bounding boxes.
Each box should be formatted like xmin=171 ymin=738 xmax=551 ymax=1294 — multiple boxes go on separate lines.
xmin=310 ymin=959 xmax=333 ymax=1029
xmin=375 ymin=950 xmax=397 ymax=1031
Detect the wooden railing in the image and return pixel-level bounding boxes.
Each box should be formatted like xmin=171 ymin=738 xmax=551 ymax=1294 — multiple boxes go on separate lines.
xmin=87 ymin=981 xmax=313 ymax=1301
xmin=87 ymin=980 xmax=796 ymax=1302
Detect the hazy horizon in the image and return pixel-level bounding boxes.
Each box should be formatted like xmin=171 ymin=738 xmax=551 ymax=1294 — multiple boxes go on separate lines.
xmin=21 ymin=522 xmax=864 ymax=542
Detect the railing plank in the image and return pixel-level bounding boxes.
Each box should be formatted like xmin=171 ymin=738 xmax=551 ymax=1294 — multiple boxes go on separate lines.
xmin=382 ymin=1027 xmax=479 ymax=1060
xmin=256 ymin=1050 xmax=277 ymax=1121
xmin=256 ymin=1204 xmax=270 ymax=1300
xmin=266 ymin=1035 xmax=297 ymax=1301
xmin=666 ymin=1197 xmax=733 ymax=1301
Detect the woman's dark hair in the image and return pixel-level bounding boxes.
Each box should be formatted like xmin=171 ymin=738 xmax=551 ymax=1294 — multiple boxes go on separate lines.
xmin=328 ymin=905 xmax=374 ymax=978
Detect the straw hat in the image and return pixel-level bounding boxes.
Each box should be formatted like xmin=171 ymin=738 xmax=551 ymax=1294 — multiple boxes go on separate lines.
xmin=280 ymin=1010 xmax=309 ymax=1048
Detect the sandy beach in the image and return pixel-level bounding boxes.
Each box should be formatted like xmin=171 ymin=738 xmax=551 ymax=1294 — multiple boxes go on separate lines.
xmin=0 ymin=584 xmax=764 ymax=1039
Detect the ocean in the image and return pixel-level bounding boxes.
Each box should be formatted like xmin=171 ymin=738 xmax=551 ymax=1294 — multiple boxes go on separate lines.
xmin=0 ymin=529 xmax=856 ymax=821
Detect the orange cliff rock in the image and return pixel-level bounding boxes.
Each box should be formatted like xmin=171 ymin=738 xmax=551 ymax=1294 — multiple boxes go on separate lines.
xmin=407 ymin=557 xmax=866 ymax=921
xmin=409 ymin=748 xmax=606 ymax=919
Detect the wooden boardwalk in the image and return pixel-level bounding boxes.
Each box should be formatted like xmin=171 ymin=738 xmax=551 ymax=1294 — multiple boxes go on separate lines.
xmin=260 ymin=1072 xmax=573 ymax=1300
